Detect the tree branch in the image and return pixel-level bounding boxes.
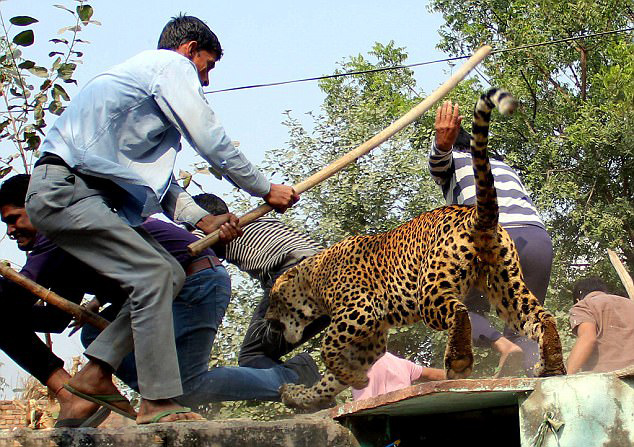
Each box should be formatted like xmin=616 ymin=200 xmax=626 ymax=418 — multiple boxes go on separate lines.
xmin=1 ymin=87 xmax=28 ymax=172
xmin=520 ymin=69 xmax=537 ymax=127
xmin=566 ymin=63 xmax=581 ymax=90
xmin=576 ymin=44 xmax=588 ymax=101
xmin=527 ymin=54 xmax=575 ymax=104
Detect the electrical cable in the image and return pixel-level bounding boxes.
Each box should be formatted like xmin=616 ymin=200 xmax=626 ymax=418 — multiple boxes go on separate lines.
xmin=204 ymin=27 xmax=634 ymax=95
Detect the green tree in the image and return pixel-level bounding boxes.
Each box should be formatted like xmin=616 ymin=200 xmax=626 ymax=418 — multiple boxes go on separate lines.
xmin=0 ymin=1 xmax=99 ymax=176
xmin=428 ymin=0 xmax=634 ymax=305
xmin=262 ymin=41 xmax=446 ymax=246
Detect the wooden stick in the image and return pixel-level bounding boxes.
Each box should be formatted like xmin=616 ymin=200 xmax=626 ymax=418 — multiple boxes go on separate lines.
xmin=607 ymin=249 xmax=634 ymax=299
xmin=188 ymin=45 xmax=493 ymax=256
xmin=0 ymin=263 xmax=109 ymax=331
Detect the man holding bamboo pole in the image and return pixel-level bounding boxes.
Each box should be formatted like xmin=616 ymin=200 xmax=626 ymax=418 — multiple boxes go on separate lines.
xmin=24 ymin=15 xmax=297 ymax=424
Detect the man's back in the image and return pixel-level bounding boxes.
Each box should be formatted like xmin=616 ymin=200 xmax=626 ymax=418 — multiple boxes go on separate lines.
xmin=570 ymin=292 xmax=634 ymax=372
xmin=41 ymin=50 xmax=193 ymax=215
xmin=351 ymin=352 xmax=423 ymax=400
xmin=223 ymin=217 xmax=323 ymax=284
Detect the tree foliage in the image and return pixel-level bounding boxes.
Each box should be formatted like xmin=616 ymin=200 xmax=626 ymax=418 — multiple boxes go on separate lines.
xmin=0 ymin=1 xmax=99 ymax=176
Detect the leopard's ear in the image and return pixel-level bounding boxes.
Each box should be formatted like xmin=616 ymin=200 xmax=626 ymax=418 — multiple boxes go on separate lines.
xmin=273 ymin=266 xmax=299 ymax=291
xmin=277 ymin=257 xmax=314 ymax=287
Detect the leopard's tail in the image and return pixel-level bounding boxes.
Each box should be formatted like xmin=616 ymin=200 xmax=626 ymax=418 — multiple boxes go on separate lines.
xmin=471 ymin=88 xmax=517 ymax=248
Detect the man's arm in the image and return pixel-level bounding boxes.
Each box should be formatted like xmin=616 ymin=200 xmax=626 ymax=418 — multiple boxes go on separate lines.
xmin=567 ymin=322 xmax=597 ymax=374
xmin=161 ymin=178 xmax=242 ymax=240
xmin=429 ymin=100 xmax=462 ymax=185
xmin=15 ymin=237 xmax=83 ymax=332
xmin=161 ymin=178 xmax=209 ymax=226
xmin=152 ymin=57 xmax=297 ymax=212
xmin=412 ymin=367 xmax=446 ymax=383
xmin=195 ymin=212 xmax=242 ymax=242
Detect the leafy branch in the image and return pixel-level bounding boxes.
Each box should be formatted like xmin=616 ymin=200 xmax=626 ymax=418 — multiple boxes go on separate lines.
xmin=0 ymin=1 xmax=99 ymax=175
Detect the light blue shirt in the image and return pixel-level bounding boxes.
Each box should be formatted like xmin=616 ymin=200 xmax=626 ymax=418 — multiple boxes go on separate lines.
xmin=39 ymin=49 xmax=271 ymax=226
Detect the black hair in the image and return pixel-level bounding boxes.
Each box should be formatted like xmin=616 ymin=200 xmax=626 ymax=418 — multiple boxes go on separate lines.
xmin=192 ymin=193 xmax=229 ymax=216
xmin=572 ymin=276 xmax=610 ymax=304
xmin=454 ymin=127 xmax=472 ymax=151
xmin=157 ymin=14 xmax=223 ymax=59
xmin=0 ymin=174 xmax=30 ymax=208
xmin=453 ymin=126 xmax=505 ymax=162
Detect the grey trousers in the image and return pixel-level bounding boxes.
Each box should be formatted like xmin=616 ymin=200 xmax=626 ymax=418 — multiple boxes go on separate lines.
xmin=26 ymin=164 xmax=185 ymax=399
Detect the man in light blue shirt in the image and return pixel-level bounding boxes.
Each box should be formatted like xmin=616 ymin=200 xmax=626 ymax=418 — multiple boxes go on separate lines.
xmin=25 ymin=15 xmax=298 ymax=424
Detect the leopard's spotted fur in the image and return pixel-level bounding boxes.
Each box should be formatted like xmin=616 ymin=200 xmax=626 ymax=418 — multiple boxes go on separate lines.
xmin=265 ymin=88 xmax=566 ymax=411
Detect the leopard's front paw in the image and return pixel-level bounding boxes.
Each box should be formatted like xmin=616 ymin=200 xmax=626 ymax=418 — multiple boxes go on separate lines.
xmin=446 ymin=353 xmax=473 ymax=379
xmin=534 ymin=360 xmax=567 ymax=377
xmin=279 ymin=384 xmax=336 ymax=413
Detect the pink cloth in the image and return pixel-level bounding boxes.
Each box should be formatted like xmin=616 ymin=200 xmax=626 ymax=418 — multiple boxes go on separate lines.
xmin=351 ymin=352 xmax=423 ymax=400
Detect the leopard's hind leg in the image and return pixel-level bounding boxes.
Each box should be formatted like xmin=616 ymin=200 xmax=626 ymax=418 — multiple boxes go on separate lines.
xmin=485 ymin=238 xmax=566 ymax=376
xmin=420 ymin=291 xmax=473 ymax=379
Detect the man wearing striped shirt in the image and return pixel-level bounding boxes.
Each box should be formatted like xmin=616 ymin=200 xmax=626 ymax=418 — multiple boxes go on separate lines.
xmin=428 ymin=100 xmax=554 ymax=376
xmin=193 ymin=194 xmax=327 ymax=382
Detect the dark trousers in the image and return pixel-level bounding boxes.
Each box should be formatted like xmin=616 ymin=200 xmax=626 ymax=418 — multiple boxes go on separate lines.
xmin=0 ymin=294 xmax=71 ymax=384
xmin=468 ymin=224 xmax=553 ymax=373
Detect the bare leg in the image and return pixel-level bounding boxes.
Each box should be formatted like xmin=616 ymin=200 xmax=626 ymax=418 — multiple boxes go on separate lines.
xmin=492 ymin=337 xmax=523 ymax=377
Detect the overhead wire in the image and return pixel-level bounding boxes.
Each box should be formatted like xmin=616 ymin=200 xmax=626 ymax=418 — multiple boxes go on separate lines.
xmin=204 ymin=26 xmax=634 ymax=95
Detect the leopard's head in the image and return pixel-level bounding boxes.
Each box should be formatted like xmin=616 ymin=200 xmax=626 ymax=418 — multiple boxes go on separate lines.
xmin=265 ymin=258 xmax=321 ymax=345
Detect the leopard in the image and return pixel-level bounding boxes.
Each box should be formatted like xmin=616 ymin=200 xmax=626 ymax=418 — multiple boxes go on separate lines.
xmin=265 ymin=88 xmax=566 ymax=411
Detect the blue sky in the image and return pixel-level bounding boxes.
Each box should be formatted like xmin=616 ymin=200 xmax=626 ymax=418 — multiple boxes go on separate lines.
xmin=0 ymin=0 xmax=458 ymax=395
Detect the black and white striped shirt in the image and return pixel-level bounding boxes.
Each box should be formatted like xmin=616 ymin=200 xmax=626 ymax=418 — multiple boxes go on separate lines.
xmin=210 ymin=217 xmax=323 ymax=284
xmin=429 ymin=142 xmax=545 ymax=229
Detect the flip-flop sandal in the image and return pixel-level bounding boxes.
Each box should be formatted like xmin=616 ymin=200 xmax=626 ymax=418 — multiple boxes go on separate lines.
xmin=54 ymin=407 xmax=111 ymax=428
xmin=63 ymin=384 xmax=136 ymax=420
xmin=139 ymin=407 xmax=203 ymax=425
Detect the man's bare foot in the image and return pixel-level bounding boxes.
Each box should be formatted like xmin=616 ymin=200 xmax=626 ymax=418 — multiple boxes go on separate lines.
xmin=136 ymin=399 xmax=205 ymax=424
xmin=492 ymin=337 xmax=524 ymax=378
xmin=47 ymin=368 xmax=101 ymax=422
xmin=56 ymin=386 xmax=102 ymax=421
xmin=64 ymin=360 xmax=136 ymax=419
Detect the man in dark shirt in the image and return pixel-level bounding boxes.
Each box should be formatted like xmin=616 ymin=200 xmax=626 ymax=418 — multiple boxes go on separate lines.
xmin=0 ymin=175 xmax=311 ymax=426
xmin=0 ymin=174 xmax=119 ymax=426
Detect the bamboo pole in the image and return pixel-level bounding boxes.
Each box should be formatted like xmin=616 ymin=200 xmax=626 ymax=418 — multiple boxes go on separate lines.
xmin=0 ymin=262 xmax=109 ymax=331
xmin=188 ymin=45 xmax=492 ymax=256
xmin=607 ymin=249 xmax=634 ymax=299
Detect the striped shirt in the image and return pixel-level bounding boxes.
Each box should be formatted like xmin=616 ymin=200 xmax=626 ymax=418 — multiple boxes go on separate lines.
xmin=428 ymin=142 xmax=545 ymax=229
xmin=196 ymin=217 xmax=323 ymax=284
